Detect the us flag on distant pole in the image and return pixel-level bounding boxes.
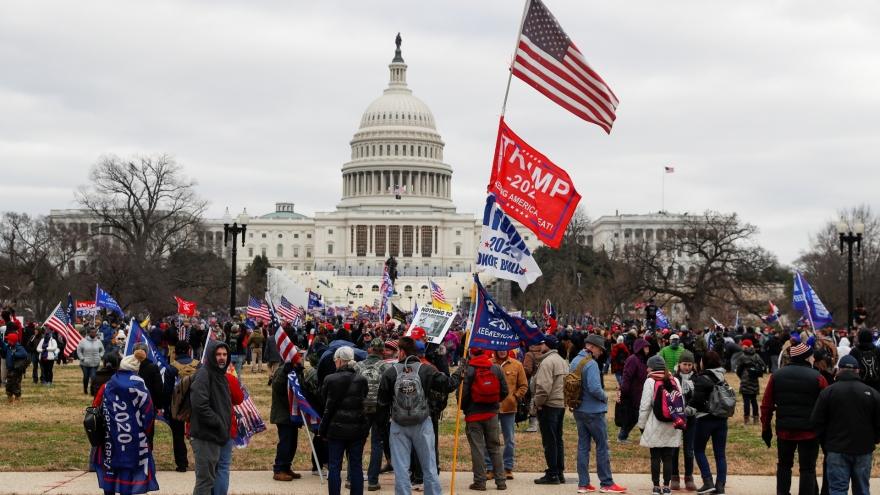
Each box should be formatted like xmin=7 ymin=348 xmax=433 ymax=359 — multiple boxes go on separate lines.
xmin=278 ymin=296 xmax=303 ymax=324
xmin=665 ymin=167 xmax=675 ymax=174
xmin=429 ymin=280 xmax=446 ymax=303
xmin=510 ymin=0 xmax=618 ymax=133
xmin=247 ymin=296 xmax=270 ymax=320
xmin=42 ymin=303 xmax=77 ymax=357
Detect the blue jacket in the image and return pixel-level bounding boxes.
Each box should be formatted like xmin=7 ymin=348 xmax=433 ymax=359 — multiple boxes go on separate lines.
xmin=6 ymin=343 xmax=28 ymax=370
xmin=571 ymin=349 xmax=608 ymax=414
xmin=99 ymin=323 xmax=114 ymax=347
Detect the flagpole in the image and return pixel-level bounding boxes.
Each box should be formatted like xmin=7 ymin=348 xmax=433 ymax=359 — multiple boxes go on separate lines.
xmin=662 ymin=167 xmax=665 ymax=213
xmin=449 ymin=285 xmax=476 ymax=495
xmin=300 ymin=410 xmax=325 ymax=484
xmin=500 ymin=0 xmax=531 ymax=116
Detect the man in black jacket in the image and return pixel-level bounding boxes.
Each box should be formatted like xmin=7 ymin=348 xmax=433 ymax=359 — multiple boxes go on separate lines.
xmin=846 ymin=328 xmax=880 ymax=392
xmin=132 ymin=342 xmax=164 ymax=445
xmin=189 ymin=340 xmax=232 ymax=495
xmin=812 ymin=355 xmax=880 ymax=495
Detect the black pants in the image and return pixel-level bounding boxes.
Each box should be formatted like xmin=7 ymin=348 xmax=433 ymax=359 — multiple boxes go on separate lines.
xmin=650 ymin=447 xmax=675 ymax=487
xmin=41 ymin=360 xmax=54 ymax=383
xmin=170 ymin=418 xmax=189 ymax=470
xmin=742 ymin=394 xmax=759 ymax=417
xmin=311 ymin=429 xmax=329 ymax=470
xmin=777 ymin=437 xmax=819 ymax=495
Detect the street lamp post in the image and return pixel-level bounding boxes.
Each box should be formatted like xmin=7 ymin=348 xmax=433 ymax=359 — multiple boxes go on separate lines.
xmin=223 ymin=208 xmax=250 ymax=343
xmin=837 ymin=218 xmax=864 ymax=330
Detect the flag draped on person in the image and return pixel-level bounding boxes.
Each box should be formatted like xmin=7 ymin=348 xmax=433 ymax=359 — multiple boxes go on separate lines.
xmin=471 ymin=275 xmax=543 ymax=350
xmin=476 ymin=194 xmax=543 ymax=291
xmin=123 ymin=318 xmax=170 ymax=424
xmin=95 ymin=285 xmax=124 ymax=315
xmin=792 ymin=270 xmax=833 ymax=329
xmin=765 ymin=301 xmax=781 ymax=323
xmin=247 ymin=296 xmax=270 ymax=320
xmin=656 ymin=308 xmax=669 ymax=329
xmin=288 ymin=369 xmax=321 ymax=428
xmin=174 ymin=296 xmax=196 ymax=316
xmin=511 ymin=0 xmax=618 ymax=133
xmin=42 ymin=302 xmax=79 ymax=358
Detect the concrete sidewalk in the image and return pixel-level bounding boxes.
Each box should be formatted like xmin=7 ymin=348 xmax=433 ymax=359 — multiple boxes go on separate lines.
xmin=0 ymin=470 xmax=872 ymax=495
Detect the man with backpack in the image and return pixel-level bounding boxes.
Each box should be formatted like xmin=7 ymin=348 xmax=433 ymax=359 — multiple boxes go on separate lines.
xmin=533 ymin=334 xmax=569 ymax=485
xmin=846 ymin=328 xmax=880 ymax=392
xmin=166 ymin=341 xmax=200 ymax=472
xmin=760 ymin=339 xmax=828 ymax=495
xmin=354 ymin=338 xmax=390 ymax=491
xmin=570 ymin=334 xmax=627 ymax=493
xmin=447 ymin=347 xmax=509 ymax=491
xmin=376 ymin=336 xmax=449 ymax=495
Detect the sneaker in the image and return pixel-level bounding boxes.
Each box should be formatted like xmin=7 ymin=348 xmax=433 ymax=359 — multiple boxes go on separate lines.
xmin=558 ymin=476 xmax=568 ymax=484
xmin=380 ymin=464 xmax=394 ymax=473
xmin=368 ymin=483 xmax=381 ymax=491
xmin=578 ymin=485 xmax=596 ymax=493
xmin=651 ymin=488 xmax=661 ymax=495
xmin=534 ymin=475 xmax=560 ymax=485
xmin=412 ymin=483 xmax=424 ymax=492
xmin=273 ymin=472 xmax=293 ymax=482
xmin=504 ymin=469 xmax=514 ymax=480
xmin=615 ymin=438 xmax=630 ymax=444
xmin=695 ymin=481 xmax=716 ymax=494
xmin=599 ymin=484 xmax=627 ymax=493
xmin=663 ymin=488 xmax=671 ymax=494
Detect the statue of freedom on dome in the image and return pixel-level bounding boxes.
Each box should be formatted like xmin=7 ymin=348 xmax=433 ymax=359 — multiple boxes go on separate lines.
xmin=395 ymin=32 xmax=402 ymax=50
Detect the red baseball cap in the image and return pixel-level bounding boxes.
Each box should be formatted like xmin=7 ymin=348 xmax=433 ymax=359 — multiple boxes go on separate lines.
xmin=410 ymin=327 xmax=427 ymax=341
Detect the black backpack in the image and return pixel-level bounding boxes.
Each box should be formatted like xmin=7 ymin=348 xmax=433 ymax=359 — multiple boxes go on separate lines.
xmin=857 ymin=349 xmax=880 ymax=384
xmin=746 ymin=359 xmax=765 ymax=378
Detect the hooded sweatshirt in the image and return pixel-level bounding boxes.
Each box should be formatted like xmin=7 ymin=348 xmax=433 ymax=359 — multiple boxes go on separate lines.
xmin=837 ymin=337 xmax=852 ymax=364
xmin=189 ymin=340 xmax=234 ymax=445
xmin=448 ymin=353 xmax=509 ymax=421
xmin=621 ymin=338 xmax=649 ymax=408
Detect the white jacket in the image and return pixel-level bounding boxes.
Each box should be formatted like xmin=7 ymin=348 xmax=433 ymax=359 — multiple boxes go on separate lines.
xmin=39 ymin=336 xmax=59 ymax=361
xmin=638 ymin=376 xmax=683 ymax=448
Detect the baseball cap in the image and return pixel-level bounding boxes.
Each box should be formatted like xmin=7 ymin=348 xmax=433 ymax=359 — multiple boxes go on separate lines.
xmin=838 ymin=355 xmax=859 ymax=371
xmin=416 ymin=341 xmax=426 ymax=354
xmin=542 ymin=334 xmax=559 ymax=349
xmin=670 ymin=333 xmax=680 ymax=340
xmin=410 ymin=327 xmax=427 ymax=341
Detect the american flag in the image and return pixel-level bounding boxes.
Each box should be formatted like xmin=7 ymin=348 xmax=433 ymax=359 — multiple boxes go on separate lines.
xmin=233 ymin=378 xmax=267 ymax=449
xmin=42 ymin=303 xmax=78 ymax=357
xmin=247 ymin=296 xmax=270 ymax=320
xmin=267 ymin=294 xmax=301 ymax=366
xmin=64 ymin=294 xmax=83 ymax=356
xmin=178 ymin=325 xmax=190 ymax=343
xmin=511 ymin=0 xmax=618 ymax=133
xmin=278 ymin=296 xmax=303 ymax=324
xmin=665 ymin=167 xmax=675 ymax=174
xmin=394 ymin=185 xmax=406 ymax=195
xmin=288 ymin=369 xmax=321 ymax=428
xmin=429 ymin=280 xmax=446 ymax=303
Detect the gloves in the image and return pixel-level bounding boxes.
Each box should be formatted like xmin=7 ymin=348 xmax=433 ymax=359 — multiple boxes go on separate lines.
xmin=639 ymin=428 xmax=644 ymax=434
xmin=459 ymin=357 xmax=469 ymax=369
xmin=762 ymin=430 xmax=773 ymax=448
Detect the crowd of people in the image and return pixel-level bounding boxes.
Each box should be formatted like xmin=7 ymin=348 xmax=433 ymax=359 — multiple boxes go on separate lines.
xmin=3 ymin=299 xmax=880 ymax=495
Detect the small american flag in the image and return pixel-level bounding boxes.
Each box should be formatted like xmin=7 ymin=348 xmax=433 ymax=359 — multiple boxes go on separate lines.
xmin=429 ymin=280 xmax=446 ymax=303
xmin=43 ymin=303 xmax=76 ymax=356
xmin=394 ymin=185 xmax=406 ymax=195
xmin=665 ymin=167 xmax=675 ymax=174
xmin=247 ymin=296 xmax=270 ymax=320
xmin=512 ymin=0 xmax=618 ymax=133
xmin=278 ymin=296 xmax=303 ymax=322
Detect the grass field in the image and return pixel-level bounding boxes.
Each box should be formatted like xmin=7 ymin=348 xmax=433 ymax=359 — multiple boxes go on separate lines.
xmin=0 ymin=362 xmax=873 ymax=475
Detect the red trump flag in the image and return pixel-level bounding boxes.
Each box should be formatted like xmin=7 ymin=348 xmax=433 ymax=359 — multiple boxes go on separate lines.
xmin=488 ymin=118 xmax=581 ymax=249
xmin=175 ymin=296 xmax=196 ymax=316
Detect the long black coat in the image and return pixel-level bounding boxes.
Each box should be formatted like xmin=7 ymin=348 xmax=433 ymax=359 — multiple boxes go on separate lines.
xmin=319 ymin=366 xmax=369 ymax=440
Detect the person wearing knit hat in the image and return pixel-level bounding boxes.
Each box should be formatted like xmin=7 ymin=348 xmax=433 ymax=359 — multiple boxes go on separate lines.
xmin=735 ymin=339 xmax=762 ymax=426
xmin=811 ymin=353 xmax=880 ymax=495
xmin=119 ymin=348 xmax=147 ymax=372
xmin=610 ymin=336 xmax=630 ymax=387
xmin=639 ymin=353 xmax=682 ymax=493
xmin=5 ymin=332 xmax=28 ymax=404
xmin=760 ymin=338 xmax=828 ymax=495
xmin=671 ymin=349 xmax=697 ymax=490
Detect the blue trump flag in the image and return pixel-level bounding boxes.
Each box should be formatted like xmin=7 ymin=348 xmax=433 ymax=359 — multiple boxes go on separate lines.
xmin=288 ymin=369 xmax=321 ymax=428
xmin=124 ymin=318 xmax=170 ymax=423
xmin=656 ymin=308 xmax=669 ymax=329
xmin=66 ymin=293 xmax=76 ymax=325
xmin=793 ymin=270 xmax=833 ymax=329
xmin=471 ymin=275 xmax=543 ymax=351
xmin=95 ymin=285 xmax=124 ymax=315
xmin=308 ymin=291 xmax=322 ymax=310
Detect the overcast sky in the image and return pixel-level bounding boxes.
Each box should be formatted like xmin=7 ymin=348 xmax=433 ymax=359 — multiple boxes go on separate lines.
xmin=2 ymin=0 xmax=879 ymax=265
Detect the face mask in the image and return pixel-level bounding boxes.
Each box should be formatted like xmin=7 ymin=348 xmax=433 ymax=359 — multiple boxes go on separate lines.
xmin=671 ymin=341 xmax=679 ymax=349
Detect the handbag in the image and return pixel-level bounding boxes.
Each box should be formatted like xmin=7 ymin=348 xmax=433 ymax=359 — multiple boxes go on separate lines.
xmin=515 ymin=388 xmax=531 ymax=423
xmin=84 ymin=406 xmax=106 ymax=447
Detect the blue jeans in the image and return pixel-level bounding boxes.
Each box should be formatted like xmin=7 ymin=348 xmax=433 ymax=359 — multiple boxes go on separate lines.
xmin=573 ymin=411 xmax=614 ymax=488
xmin=231 ymin=355 xmax=245 ymax=377
xmin=484 ymin=412 xmax=516 ymax=471
xmin=694 ymin=416 xmax=727 ymax=483
xmin=80 ymin=365 xmax=97 ymax=392
xmin=537 ymin=406 xmax=565 ymax=478
xmin=389 ymin=419 xmax=441 ymax=495
xmin=614 ymin=371 xmax=623 ymax=386
xmin=367 ymin=418 xmax=384 ymax=484
xmin=674 ymin=416 xmax=696 ymax=476
xmin=826 ymin=451 xmax=871 ymax=495
xmin=329 ymin=437 xmax=366 ymax=495
xmin=212 ymin=439 xmax=233 ymax=495
xmin=273 ymin=424 xmax=300 ymax=473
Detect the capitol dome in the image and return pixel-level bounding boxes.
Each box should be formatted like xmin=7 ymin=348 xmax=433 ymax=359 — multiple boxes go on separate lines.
xmin=337 ymin=37 xmax=454 ymax=212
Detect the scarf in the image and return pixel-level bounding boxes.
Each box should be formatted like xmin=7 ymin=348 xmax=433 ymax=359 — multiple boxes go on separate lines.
xmin=41 ymin=332 xmax=52 ymax=360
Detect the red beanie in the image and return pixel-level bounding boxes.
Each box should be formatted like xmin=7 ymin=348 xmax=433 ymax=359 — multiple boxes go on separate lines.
xmin=6 ymin=333 xmax=19 ymax=345
xmin=741 ymin=339 xmax=753 ymax=347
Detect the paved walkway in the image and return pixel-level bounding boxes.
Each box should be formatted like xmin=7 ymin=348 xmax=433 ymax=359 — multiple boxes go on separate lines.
xmin=1 ymin=470 xmax=874 ymax=495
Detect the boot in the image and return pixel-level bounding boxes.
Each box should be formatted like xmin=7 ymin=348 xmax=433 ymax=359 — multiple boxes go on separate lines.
xmin=684 ymin=476 xmax=697 ymax=491
xmin=670 ymin=475 xmax=680 ymax=491
xmin=524 ymin=416 xmax=538 ymax=433
xmin=6 ymin=395 xmax=12 ymax=404
xmin=13 ymin=396 xmax=21 ymax=405
xmin=752 ymin=416 xmax=759 ymax=425
xmin=743 ymin=416 xmax=749 ymax=425
xmin=695 ymin=477 xmax=715 ymax=494
xmin=714 ymin=480 xmax=724 ymax=494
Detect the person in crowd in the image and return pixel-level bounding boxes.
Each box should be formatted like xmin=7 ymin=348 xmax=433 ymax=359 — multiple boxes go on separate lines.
xmin=270 ymin=353 xmax=305 ymax=481
xmin=836 ymin=335 xmax=852 ymax=363
xmin=92 ymin=353 xmax=121 ymax=397
xmin=484 ymin=348 xmax=527 ymax=481
xmin=249 ymin=326 xmax=265 ymax=373
xmin=572 ymin=334 xmax=627 ymax=493
xmin=846 ymin=328 xmax=880 ymax=392
xmin=321 ymin=346 xmax=371 ymax=495
xmin=22 ymin=322 xmax=42 ymax=384
xmin=761 ymin=339 xmax=827 ymax=495
xmin=766 ymin=330 xmax=785 ymax=372
xmin=735 ymin=340 xmax=761 ymax=425
xmin=188 ymin=322 xmax=204 ymax=361
xmin=228 ymin=324 xmax=246 ymax=376
xmin=376 ymin=336 xmax=448 ymax=495
xmin=77 ymin=327 xmax=105 ymax=395
xmin=672 ymin=350 xmax=698 ymax=491
xmin=166 ymin=341 xmax=200 ymax=473
xmin=149 ymin=324 xmax=164 ymax=357
xmin=4 ymin=333 xmax=28 ymax=404
xmin=131 ymin=342 xmax=163 ymax=447
xmin=266 ymin=326 xmax=283 ymax=385
xmin=521 ymin=340 xmax=544 ymax=433
xmin=189 ymin=340 xmax=243 ymax=495
xmin=533 ymin=334 xmax=569 ymax=485
xmin=610 ymin=336 xmax=630 ymax=386
xmin=448 ymin=347 xmax=509 ymax=491
xmin=55 ymin=331 xmax=68 ymax=365
xmin=92 ymin=349 xmax=159 ymax=495
xmin=354 ymin=338 xmax=390 ymax=491
xmin=98 ymin=320 xmax=115 ymax=355
xmin=639 ymin=355 xmax=683 ymax=495
xmin=39 ymin=328 xmax=58 ymax=386
xmin=658 ymin=334 xmax=684 ymax=373
xmin=688 ymin=351 xmax=729 ymax=494
xmin=812 ymin=355 xmax=880 ymax=495
xmin=619 ymin=338 xmax=650 ymax=444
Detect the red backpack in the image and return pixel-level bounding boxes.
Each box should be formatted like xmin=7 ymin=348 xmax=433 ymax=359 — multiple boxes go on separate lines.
xmin=471 ymin=367 xmax=501 ymax=403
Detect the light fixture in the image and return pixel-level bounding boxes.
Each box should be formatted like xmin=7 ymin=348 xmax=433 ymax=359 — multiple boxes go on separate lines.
xmin=854 ymin=220 xmax=865 ymax=235
xmin=239 ymin=208 xmax=250 ymax=226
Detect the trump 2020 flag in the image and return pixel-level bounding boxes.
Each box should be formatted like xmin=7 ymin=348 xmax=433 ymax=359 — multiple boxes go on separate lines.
xmin=124 ymin=318 xmax=170 ymax=424
xmin=477 ymin=194 xmax=542 ymax=291
xmin=792 ymin=270 xmax=833 ymax=329
xmin=288 ymin=369 xmax=321 ymax=429
xmin=308 ymin=291 xmax=322 ymax=310
xmin=656 ymin=308 xmax=669 ymax=329
xmin=95 ymin=285 xmax=124 ymax=315
xmin=471 ymin=275 xmax=543 ymax=350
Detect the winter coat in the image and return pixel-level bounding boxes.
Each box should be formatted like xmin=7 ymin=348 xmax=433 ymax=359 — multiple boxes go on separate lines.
xmin=99 ymin=323 xmax=114 ymax=348
xmin=812 ymin=372 xmax=880 ymax=455
xmin=689 ymin=367 xmax=728 ymax=420
xmin=266 ymin=328 xmax=283 ymax=363
xmin=270 ymin=363 xmax=302 ymax=426
xmin=735 ymin=347 xmax=762 ymax=395
xmin=39 ymin=334 xmax=58 ymax=361
xmin=92 ymin=368 xmax=117 ymax=397
xmin=248 ymin=331 xmax=264 ymax=349
xmin=638 ymin=374 xmax=684 ymax=448
xmin=188 ymin=340 xmax=233 ymax=445
xmin=533 ymin=349 xmax=568 ymax=408
xmin=610 ymin=343 xmax=630 ymax=372
xmin=837 ymin=338 xmax=852 ymax=364
xmin=138 ymin=358 xmax=165 ymax=409
xmin=620 ymin=338 xmax=650 ymax=408
xmin=377 ymin=355 xmax=449 ymax=426
xmin=5 ymin=343 xmax=27 ymax=371
xmin=658 ymin=344 xmax=684 ymax=373
xmin=320 ymin=366 xmax=370 ymax=440
xmin=317 ymin=340 xmax=367 ymax=384
xmin=571 ymin=349 xmax=607 ymax=414
xmin=77 ymin=335 xmax=105 ymax=368
xmin=448 ymin=354 xmax=509 ymax=420
xmin=491 ymin=356 xmax=527 ymax=414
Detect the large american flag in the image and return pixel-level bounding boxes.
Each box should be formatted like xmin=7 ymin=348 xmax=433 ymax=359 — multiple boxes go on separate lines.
xmin=512 ymin=0 xmax=618 ymax=133
xmin=266 ymin=294 xmax=301 ymax=366
xmin=43 ymin=302 xmax=79 ymax=357
xmin=278 ymin=296 xmax=303 ymax=324
xmin=429 ymin=280 xmax=446 ymax=303
xmin=247 ymin=296 xmax=270 ymax=320
xmin=232 ymin=379 xmax=267 ymax=449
